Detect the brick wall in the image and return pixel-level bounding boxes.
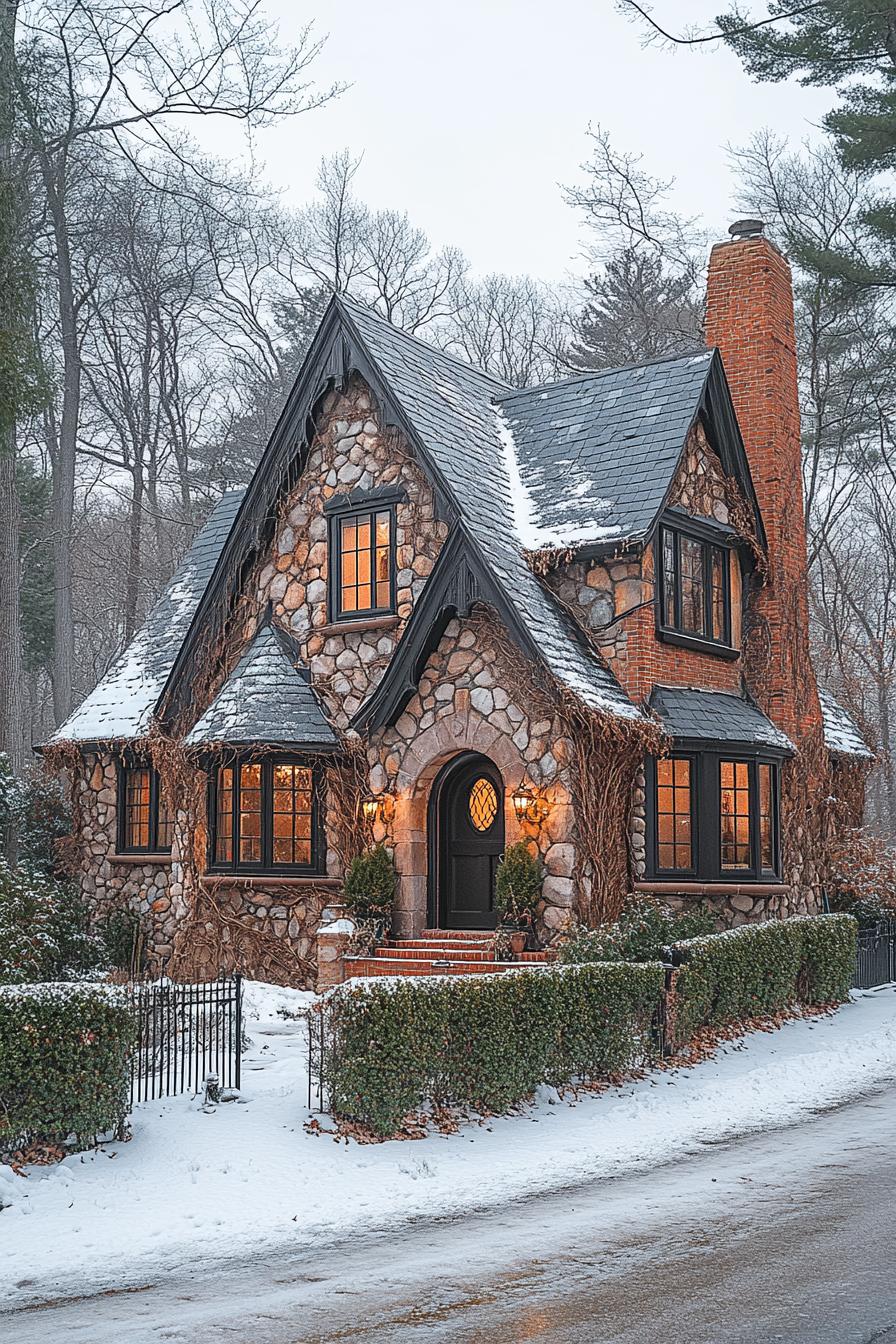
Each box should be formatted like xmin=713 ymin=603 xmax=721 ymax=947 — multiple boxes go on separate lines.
xmin=704 ymin=230 xmax=821 ymax=743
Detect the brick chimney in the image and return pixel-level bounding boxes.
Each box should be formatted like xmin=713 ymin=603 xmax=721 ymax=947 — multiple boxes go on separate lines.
xmin=704 ymin=220 xmax=821 ymax=742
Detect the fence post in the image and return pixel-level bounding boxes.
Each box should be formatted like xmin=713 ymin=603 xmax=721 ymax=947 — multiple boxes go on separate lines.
xmin=234 ymin=974 xmax=242 ymax=1091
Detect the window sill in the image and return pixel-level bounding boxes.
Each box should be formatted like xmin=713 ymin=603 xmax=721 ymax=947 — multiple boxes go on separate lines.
xmin=200 ymin=874 xmax=340 ymax=890
xmin=656 ymin=628 xmax=740 ymax=661
xmin=110 ymin=852 xmax=172 ymax=866
xmin=635 ymin=880 xmax=789 ymax=897
xmin=317 ymin=614 xmax=400 ymax=638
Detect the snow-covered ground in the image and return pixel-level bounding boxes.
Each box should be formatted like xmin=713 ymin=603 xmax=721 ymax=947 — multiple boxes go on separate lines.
xmin=3 ymin=982 xmax=896 ymax=1310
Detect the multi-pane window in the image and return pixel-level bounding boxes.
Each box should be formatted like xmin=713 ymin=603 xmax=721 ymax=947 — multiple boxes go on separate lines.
xmin=118 ymin=765 xmax=172 ymax=854
xmin=210 ymin=758 xmax=319 ymax=874
xmin=720 ymin=760 xmax=751 ymax=869
xmin=654 ymin=757 xmax=693 ymax=872
xmin=649 ymin=753 xmax=780 ymax=881
xmin=658 ymin=524 xmax=732 ymax=648
xmin=334 ymin=508 xmax=394 ymax=619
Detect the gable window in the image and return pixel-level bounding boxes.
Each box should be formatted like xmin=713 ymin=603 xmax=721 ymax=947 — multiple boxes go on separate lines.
xmin=117 ymin=764 xmax=172 ymax=854
xmin=647 ymin=752 xmax=780 ymax=882
xmin=658 ymin=521 xmax=733 ymax=652
xmin=208 ymin=757 xmax=322 ymax=874
xmin=330 ymin=506 xmax=395 ymax=620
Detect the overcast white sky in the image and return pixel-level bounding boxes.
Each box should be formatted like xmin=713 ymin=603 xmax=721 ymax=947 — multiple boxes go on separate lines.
xmin=227 ymin=1 xmax=833 ymax=284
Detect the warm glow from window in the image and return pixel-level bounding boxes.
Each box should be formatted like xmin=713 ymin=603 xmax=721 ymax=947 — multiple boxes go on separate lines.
xmin=655 ymin=756 xmax=692 ymax=871
xmin=338 ymin=509 xmax=392 ymax=616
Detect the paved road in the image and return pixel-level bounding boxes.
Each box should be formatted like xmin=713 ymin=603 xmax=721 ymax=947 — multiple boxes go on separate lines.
xmin=5 ymin=1087 xmax=896 ymax=1344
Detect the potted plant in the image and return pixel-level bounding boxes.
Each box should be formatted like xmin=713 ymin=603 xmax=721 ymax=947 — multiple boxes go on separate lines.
xmin=342 ymin=844 xmax=397 ymax=953
xmin=495 ymin=841 xmax=543 ymax=956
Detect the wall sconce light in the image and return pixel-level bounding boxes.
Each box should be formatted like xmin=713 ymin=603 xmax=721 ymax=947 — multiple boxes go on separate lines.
xmin=512 ymin=785 xmax=547 ymax=825
xmin=361 ymin=795 xmax=379 ymax=824
xmin=361 ymin=793 xmax=396 ymax=825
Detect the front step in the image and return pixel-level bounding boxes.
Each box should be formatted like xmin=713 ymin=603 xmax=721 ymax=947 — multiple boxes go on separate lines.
xmin=344 ymin=931 xmax=549 ymax=980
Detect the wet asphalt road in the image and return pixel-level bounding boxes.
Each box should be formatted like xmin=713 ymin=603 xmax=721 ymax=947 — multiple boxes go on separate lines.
xmin=5 ymin=1086 xmax=896 ymax=1343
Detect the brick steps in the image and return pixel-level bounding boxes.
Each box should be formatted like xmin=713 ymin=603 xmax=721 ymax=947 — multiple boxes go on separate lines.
xmin=343 ymin=930 xmax=549 ymax=980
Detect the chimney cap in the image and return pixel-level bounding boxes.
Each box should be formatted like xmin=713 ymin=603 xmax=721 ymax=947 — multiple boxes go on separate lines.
xmin=728 ymin=218 xmax=765 ymax=240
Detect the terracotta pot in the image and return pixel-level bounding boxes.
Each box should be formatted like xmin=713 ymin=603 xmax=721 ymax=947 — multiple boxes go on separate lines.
xmin=509 ymin=929 xmax=528 ymax=956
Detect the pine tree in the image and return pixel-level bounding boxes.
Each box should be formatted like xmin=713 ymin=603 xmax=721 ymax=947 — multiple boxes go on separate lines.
xmin=571 ymin=248 xmax=703 ymax=370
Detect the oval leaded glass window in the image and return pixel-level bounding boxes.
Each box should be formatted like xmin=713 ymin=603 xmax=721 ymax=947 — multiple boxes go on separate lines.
xmin=468 ymin=777 xmax=498 ymax=832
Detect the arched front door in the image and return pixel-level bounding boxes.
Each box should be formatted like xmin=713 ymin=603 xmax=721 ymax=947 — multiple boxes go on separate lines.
xmin=430 ymin=752 xmax=505 ymax=929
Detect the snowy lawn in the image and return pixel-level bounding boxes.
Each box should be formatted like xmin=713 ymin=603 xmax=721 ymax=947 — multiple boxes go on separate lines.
xmin=3 ymin=981 xmax=896 ymax=1308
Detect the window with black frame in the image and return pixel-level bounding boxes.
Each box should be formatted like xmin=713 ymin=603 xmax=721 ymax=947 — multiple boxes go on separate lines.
xmin=330 ymin=505 xmax=395 ymax=621
xmin=208 ymin=757 xmax=321 ymax=874
xmin=658 ymin=521 xmax=733 ymax=651
xmin=117 ymin=764 xmax=173 ymax=854
xmin=647 ymin=751 xmax=780 ymax=881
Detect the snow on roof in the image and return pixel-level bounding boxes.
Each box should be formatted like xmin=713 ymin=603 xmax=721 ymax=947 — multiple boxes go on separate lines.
xmin=649 ymin=685 xmax=795 ymax=753
xmin=183 ymin=625 xmax=337 ymax=749
xmin=818 ymin=690 xmax=873 ymax=760
xmin=494 ymin=405 xmax=621 ymax=550
xmin=47 ymin=491 xmax=244 ymax=745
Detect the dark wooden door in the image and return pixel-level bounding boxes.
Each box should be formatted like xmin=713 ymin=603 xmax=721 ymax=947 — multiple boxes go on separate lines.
xmin=438 ymin=755 xmax=504 ymax=929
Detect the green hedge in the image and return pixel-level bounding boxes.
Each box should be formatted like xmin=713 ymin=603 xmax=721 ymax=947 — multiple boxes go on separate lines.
xmin=671 ymin=913 xmax=857 ymax=1045
xmin=0 ymin=982 xmax=136 ymax=1151
xmin=320 ymin=961 xmax=665 ymax=1136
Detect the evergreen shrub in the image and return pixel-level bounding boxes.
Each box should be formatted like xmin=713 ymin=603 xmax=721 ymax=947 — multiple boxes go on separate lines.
xmin=0 ymin=981 xmax=135 ymax=1151
xmin=342 ymin=844 xmax=396 ymax=923
xmin=319 ymin=960 xmax=664 ymax=1136
xmin=558 ymin=893 xmax=716 ymax=964
xmin=671 ymin=913 xmax=857 ymax=1044
xmin=494 ymin=842 xmax=543 ymax=924
xmin=0 ymin=861 xmax=106 ymax=985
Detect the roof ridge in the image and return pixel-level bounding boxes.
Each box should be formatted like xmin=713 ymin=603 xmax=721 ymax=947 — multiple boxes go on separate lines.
xmin=335 ymin=293 xmax=512 ymax=392
xmin=497 ymin=348 xmax=714 ymax=403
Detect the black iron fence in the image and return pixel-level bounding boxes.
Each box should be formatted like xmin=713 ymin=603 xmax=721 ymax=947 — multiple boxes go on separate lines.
xmin=128 ymin=976 xmax=242 ymax=1104
xmin=853 ymin=921 xmax=896 ymax=990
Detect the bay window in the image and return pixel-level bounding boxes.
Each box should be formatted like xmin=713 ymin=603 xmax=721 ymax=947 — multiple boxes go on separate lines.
xmin=647 ymin=751 xmax=780 ymax=882
xmin=208 ymin=757 xmax=322 ymax=874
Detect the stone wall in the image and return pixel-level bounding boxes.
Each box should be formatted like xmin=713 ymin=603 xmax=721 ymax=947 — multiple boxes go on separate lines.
xmin=252 ymin=374 xmax=448 ymax=728
xmin=71 ymin=752 xmax=185 ymax=970
xmin=364 ymin=607 xmax=584 ymax=938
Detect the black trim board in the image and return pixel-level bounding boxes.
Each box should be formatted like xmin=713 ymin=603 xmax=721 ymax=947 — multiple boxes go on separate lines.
xmin=351 ymin=525 xmax=540 ymax=733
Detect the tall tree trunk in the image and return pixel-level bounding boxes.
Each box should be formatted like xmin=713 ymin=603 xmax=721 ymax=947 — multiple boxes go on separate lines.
xmin=124 ymin=460 xmax=144 ymax=641
xmin=0 ymin=439 xmax=24 ymax=771
xmin=0 ymin=0 xmax=24 ymax=774
xmin=46 ymin=175 xmax=78 ymax=725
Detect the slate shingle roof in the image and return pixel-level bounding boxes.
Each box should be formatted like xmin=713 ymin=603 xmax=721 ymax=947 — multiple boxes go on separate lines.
xmin=818 ymin=690 xmax=873 ymax=760
xmin=183 ymin=626 xmax=336 ymax=749
xmin=498 ymin=353 xmax=716 ymax=547
xmin=49 ymin=491 xmax=245 ymax=744
xmin=649 ymin=685 xmax=795 ymax=753
xmin=340 ymin=298 xmax=643 ymax=719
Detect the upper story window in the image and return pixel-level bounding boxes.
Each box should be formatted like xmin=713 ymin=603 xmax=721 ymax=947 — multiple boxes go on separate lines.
xmin=330 ymin=506 xmax=395 ymax=621
xmin=208 ymin=756 xmax=322 ymax=875
xmin=657 ymin=519 xmax=735 ymax=654
xmin=117 ymin=764 xmax=172 ymax=854
xmin=646 ymin=752 xmax=779 ymax=882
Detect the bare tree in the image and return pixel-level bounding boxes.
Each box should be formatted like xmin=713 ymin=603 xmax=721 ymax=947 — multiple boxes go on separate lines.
xmin=13 ymin=0 xmax=338 ymax=725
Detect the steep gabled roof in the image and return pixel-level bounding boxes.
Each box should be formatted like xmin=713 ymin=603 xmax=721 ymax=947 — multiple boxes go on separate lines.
xmin=338 ymin=299 xmax=641 ymax=719
xmin=649 ymin=685 xmax=795 ymax=753
xmin=818 ymin=690 xmax=873 ymax=761
xmin=47 ymin=491 xmax=245 ymax=746
xmin=496 ymin=349 xmax=762 ymax=548
xmin=184 ymin=625 xmax=337 ymax=749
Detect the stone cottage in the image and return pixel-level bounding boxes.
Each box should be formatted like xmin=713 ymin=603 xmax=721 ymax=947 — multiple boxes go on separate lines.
xmin=45 ymin=221 xmax=872 ymax=987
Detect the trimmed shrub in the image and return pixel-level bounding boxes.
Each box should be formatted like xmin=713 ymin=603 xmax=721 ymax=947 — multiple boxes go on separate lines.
xmin=494 ymin=842 xmax=543 ymax=924
xmin=319 ymin=960 xmax=664 ymax=1136
xmin=671 ymin=914 xmax=857 ymax=1044
xmin=558 ymin=893 xmax=716 ymax=965
xmin=342 ymin=844 xmax=397 ymax=924
xmin=0 ymin=981 xmax=136 ymax=1151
